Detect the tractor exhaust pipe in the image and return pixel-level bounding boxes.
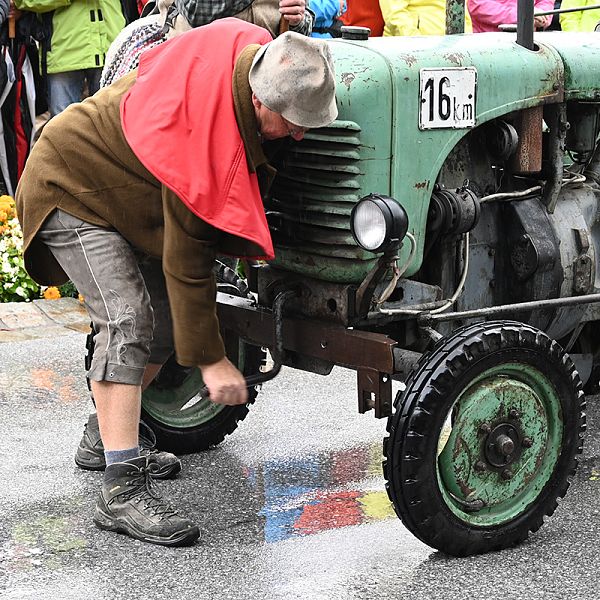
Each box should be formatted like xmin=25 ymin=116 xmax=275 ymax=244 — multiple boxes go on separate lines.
xmin=516 ymin=0 xmax=535 ymax=49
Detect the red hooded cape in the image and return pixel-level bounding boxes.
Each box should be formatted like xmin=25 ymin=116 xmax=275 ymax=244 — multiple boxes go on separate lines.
xmin=120 ymin=19 xmax=274 ymax=259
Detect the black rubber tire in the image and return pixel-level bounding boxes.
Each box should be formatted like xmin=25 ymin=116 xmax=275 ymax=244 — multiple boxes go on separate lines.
xmin=85 ymin=260 xmax=265 ymax=455
xmin=383 ymin=320 xmax=586 ymax=556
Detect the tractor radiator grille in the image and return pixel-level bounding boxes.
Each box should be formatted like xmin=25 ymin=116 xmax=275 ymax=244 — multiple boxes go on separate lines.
xmin=267 ymin=120 xmax=374 ymax=273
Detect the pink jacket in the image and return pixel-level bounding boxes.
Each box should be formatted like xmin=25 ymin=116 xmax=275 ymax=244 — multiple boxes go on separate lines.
xmin=468 ymin=0 xmax=554 ymax=32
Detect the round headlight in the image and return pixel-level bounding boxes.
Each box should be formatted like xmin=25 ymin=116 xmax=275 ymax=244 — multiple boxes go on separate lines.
xmin=350 ymin=194 xmax=409 ymax=253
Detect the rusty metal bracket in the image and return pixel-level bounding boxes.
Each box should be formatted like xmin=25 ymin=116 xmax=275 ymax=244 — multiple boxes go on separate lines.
xmin=357 ymin=368 xmax=392 ymax=417
xmin=217 ymin=292 xmax=397 ymax=373
xmin=197 ymin=289 xmax=297 ymax=400
xmin=354 ymin=250 xmax=398 ymax=318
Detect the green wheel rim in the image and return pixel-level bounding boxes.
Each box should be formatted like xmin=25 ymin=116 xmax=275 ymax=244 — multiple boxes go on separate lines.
xmin=142 ymin=341 xmax=247 ymax=428
xmin=437 ymin=362 xmax=563 ymax=526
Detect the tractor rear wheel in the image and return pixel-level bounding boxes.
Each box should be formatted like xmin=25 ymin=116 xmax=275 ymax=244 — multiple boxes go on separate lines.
xmin=85 ymin=260 xmax=265 ymax=454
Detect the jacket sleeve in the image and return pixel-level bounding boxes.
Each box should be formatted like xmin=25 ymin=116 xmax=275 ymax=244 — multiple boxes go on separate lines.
xmin=559 ymin=0 xmax=580 ymax=31
xmin=14 ymin=0 xmax=71 ymax=13
xmin=0 ymin=0 xmax=8 ymax=24
xmin=380 ymin=0 xmax=419 ymax=36
xmin=311 ymin=0 xmax=345 ymax=26
xmin=161 ymin=185 xmax=226 ymax=368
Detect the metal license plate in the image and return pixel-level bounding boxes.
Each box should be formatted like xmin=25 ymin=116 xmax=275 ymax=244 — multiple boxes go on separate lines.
xmin=419 ymin=67 xmax=477 ymax=130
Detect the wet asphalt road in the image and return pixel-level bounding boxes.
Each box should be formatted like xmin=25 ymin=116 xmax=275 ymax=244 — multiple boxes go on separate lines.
xmin=1 ymin=330 xmax=600 ymax=600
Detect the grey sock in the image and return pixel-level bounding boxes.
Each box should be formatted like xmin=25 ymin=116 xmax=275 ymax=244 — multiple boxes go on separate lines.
xmin=104 ymin=447 xmax=140 ymax=467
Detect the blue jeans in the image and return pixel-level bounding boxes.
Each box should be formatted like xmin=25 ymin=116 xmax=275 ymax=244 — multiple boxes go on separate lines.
xmin=47 ymin=68 xmax=103 ymax=117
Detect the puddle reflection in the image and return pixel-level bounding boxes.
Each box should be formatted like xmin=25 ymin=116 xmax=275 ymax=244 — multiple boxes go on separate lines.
xmin=0 ymin=366 xmax=79 ymax=404
xmin=245 ymin=442 xmax=395 ymax=542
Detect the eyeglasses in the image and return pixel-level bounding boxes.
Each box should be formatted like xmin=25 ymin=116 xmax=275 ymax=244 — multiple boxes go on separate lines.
xmin=281 ymin=116 xmax=309 ymax=138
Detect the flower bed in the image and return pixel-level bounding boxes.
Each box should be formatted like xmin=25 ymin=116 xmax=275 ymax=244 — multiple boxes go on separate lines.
xmin=0 ymin=196 xmax=79 ymax=302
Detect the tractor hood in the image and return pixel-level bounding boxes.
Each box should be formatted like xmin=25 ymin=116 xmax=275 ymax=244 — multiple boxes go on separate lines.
xmin=269 ymin=32 xmax=600 ymax=283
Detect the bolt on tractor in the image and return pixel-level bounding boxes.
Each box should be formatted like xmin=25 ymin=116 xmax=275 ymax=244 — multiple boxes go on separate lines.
xmin=123 ymin=0 xmax=600 ymax=555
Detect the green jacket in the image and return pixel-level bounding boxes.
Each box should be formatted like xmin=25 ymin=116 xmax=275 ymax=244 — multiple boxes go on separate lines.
xmin=15 ymin=0 xmax=126 ymax=73
xmin=560 ymin=0 xmax=600 ymax=31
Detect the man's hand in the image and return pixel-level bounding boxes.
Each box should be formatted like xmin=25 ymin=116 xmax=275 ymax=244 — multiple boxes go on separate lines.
xmin=279 ymin=0 xmax=306 ymax=27
xmin=533 ymin=14 xmax=551 ymax=30
xmin=200 ymin=356 xmax=247 ymax=405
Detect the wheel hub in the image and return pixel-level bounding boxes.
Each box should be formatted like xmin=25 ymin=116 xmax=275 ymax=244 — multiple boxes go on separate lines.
xmin=484 ymin=423 xmax=523 ymax=468
xmin=437 ymin=362 xmax=564 ymax=526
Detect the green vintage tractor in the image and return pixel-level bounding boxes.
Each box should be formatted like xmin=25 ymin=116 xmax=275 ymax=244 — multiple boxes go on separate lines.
xmin=137 ymin=1 xmax=600 ymax=555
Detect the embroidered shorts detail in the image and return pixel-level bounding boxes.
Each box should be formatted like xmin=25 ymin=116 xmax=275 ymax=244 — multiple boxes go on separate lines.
xmin=36 ymin=209 xmax=174 ymax=385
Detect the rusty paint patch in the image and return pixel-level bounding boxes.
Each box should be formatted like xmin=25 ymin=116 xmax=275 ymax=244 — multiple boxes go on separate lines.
xmin=444 ymin=53 xmax=465 ymax=66
xmin=414 ymin=181 xmax=429 ymax=190
xmin=401 ymin=54 xmax=417 ymax=68
xmin=457 ymin=478 xmax=475 ymax=498
xmin=341 ymin=72 xmax=356 ymax=91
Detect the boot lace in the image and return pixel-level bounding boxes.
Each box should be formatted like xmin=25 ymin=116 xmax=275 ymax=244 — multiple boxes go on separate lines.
xmin=138 ymin=420 xmax=158 ymax=451
xmin=123 ymin=466 xmax=178 ymax=520
xmin=138 ymin=421 xmax=165 ymax=466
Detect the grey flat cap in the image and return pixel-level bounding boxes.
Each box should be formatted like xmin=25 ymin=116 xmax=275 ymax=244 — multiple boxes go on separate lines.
xmin=249 ymin=31 xmax=338 ymax=129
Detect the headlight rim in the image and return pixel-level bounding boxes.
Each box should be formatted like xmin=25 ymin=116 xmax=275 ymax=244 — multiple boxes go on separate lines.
xmin=350 ymin=194 xmax=409 ymax=253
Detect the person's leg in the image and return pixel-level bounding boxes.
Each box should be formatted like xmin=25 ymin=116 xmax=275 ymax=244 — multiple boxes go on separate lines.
xmin=36 ymin=210 xmax=198 ymax=546
xmin=85 ymin=67 xmax=103 ymax=97
xmin=38 ymin=210 xmax=152 ymax=451
xmin=75 ymin=252 xmax=181 ymax=477
xmin=47 ymin=71 xmax=84 ymax=117
xmin=93 ymin=380 xmax=140 ymax=452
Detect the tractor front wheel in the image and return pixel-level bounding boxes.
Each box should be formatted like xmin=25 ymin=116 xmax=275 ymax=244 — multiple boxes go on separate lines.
xmin=383 ymin=321 xmax=585 ymax=556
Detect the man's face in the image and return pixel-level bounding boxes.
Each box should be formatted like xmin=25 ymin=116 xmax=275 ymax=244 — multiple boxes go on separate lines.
xmin=252 ymin=93 xmax=308 ymax=142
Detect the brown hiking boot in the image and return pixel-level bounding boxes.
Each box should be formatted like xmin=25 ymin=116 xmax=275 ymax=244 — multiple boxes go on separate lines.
xmin=75 ymin=413 xmax=181 ymax=479
xmin=93 ymin=456 xmax=199 ymax=547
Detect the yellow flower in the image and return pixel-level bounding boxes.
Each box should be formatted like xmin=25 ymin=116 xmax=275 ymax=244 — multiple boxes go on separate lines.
xmin=0 ymin=195 xmax=14 ymax=207
xmin=0 ymin=210 xmax=7 ymax=223
xmin=43 ymin=286 xmax=61 ymax=300
xmin=78 ymin=293 xmax=85 ymax=304
xmin=0 ymin=197 xmax=15 ymax=220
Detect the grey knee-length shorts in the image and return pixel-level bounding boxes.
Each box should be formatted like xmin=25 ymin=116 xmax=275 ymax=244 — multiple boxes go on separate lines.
xmin=36 ymin=209 xmax=174 ymax=385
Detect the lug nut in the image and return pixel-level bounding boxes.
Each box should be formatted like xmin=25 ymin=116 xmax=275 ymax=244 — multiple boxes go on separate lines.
xmin=479 ymin=422 xmax=491 ymax=435
xmin=474 ymin=460 xmax=487 ymax=473
xmin=501 ymin=469 xmax=513 ymax=480
xmin=522 ymin=437 xmax=533 ymax=448
xmin=509 ymin=409 xmax=520 ymax=419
